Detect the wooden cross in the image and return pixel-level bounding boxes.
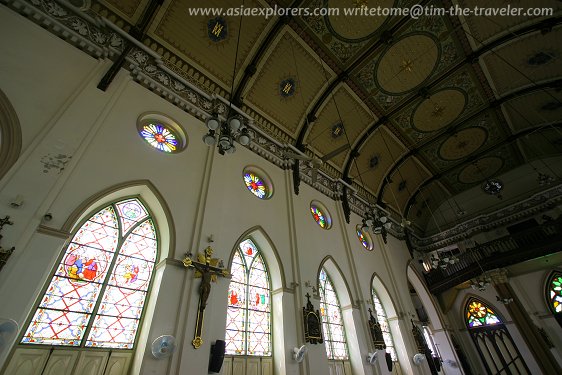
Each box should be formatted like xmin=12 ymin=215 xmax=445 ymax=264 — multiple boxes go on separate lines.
xmin=182 ymin=246 xmax=230 ymax=349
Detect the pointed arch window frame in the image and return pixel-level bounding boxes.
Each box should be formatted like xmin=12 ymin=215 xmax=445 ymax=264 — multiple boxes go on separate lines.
xmin=225 ymin=237 xmax=272 ymax=357
xmin=545 ymin=270 xmax=562 ymax=328
xmin=371 ymin=287 xmax=398 ymax=362
xmin=20 ymin=197 xmax=159 ymax=350
xmin=318 ymin=267 xmax=349 ymax=361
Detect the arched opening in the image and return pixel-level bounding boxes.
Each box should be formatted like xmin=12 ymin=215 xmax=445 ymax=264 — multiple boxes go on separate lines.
xmin=0 ymin=87 xmax=22 ymax=182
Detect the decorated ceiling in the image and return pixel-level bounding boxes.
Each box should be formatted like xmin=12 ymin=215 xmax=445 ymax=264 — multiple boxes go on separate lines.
xmin=13 ymin=0 xmax=562 ymax=236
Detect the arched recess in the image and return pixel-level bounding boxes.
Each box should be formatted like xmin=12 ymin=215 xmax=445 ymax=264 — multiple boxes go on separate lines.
xmin=544 ymin=269 xmax=562 ymax=329
xmin=0 ymin=87 xmax=22 ymax=181
xmin=225 ymin=226 xmax=287 ymax=374
xmin=370 ymin=272 xmax=414 ymax=374
xmin=62 ymin=179 xmax=175 ymax=260
xmin=407 ymin=264 xmax=464 ymax=373
xmin=317 ymin=255 xmax=354 ymax=308
xmin=228 ymin=226 xmax=286 ymax=292
xmin=6 ymin=180 xmax=174 ymax=375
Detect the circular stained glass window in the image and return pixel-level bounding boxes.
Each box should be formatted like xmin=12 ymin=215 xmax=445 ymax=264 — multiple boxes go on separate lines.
xmin=356 ymin=225 xmax=373 ymax=251
xmin=310 ymin=201 xmax=332 ymax=229
xmin=137 ymin=113 xmax=187 ymax=153
xmin=242 ymin=166 xmax=273 ymax=200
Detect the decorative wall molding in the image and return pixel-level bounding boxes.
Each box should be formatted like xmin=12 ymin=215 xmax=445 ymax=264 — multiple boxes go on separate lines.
xmin=412 ymin=183 xmax=562 ymax=251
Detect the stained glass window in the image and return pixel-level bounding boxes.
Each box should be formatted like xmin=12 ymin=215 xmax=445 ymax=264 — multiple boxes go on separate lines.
xmin=225 ymin=238 xmax=271 ymax=356
xmin=243 ymin=172 xmax=268 ymax=199
xmin=356 ymin=225 xmax=373 ymax=251
xmin=466 ymin=298 xmax=502 ymax=328
xmin=372 ymin=288 xmax=397 ymax=361
xmin=139 ymin=123 xmax=178 ymax=153
xmin=548 ymin=272 xmax=562 ymax=314
xmin=319 ymin=268 xmax=348 ymax=360
xmin=22 ymin=198 xmax=157 ymax=349
xmin=310 ymin=202 xmax=331 ymax=229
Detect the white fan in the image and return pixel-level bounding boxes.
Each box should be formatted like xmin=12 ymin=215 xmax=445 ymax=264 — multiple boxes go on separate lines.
xmin=151 ymin=335 xmax=176 ymax=359
xmin=283 ymin=144 xmax=349 ymax=184
xmin=413 ymin=353 xmax=426 ymax=365
xmin=0 ymin=319 xmax=18 ymax=356
xmin=366 ymin=351 xmax=378 ymax=365
xmin=293 ymin=345 xmax=308 ymax=363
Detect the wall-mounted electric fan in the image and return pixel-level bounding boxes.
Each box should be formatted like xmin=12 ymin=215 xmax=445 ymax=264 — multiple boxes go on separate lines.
xmin=151 ymin=335 xmax=176 ymax=359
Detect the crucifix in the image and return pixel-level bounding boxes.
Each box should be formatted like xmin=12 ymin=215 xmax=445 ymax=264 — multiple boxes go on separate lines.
xmin=182 ymin=246 xmax=230 ymax=349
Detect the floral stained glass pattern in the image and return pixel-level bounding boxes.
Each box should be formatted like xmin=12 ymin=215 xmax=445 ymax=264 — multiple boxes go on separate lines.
xmin=140 ymin=123 xmax=178 ymax=152
xmin=243 ymin=172 xmax=268 ymax=199
xmin=319 ymin=268 xmax=349 ymax=360
xmin=548 ymin=272 xmax=562 ymax=314
xmin=372 ymin=289 xmax=397 ymax=361
xmin=226 ymin=238 xmax=271 ymax=356
xmin=311 ymin=205 xmax=329 ymax=229
xmin=356 ymin=225 xmax=373 ymax=251
xmin=466 ymin=298 xmax=501 ymax=328
xmin=22 ymin=199 xmax=157 ymax=349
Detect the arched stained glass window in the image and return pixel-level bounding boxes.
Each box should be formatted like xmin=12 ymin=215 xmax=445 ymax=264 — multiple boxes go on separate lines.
xmin=371 ymin=288 xmax=397 ymax=361
xmin=547 ymin=271 xmax=562 ymax=314
xmin=466 ymin=298 xmax=501 ymax=328
xmin=21 ymin=198 xmax=157 ymax=349
xmin=226 ymin=238 xmax=271 ymax=356
xmin=319 ymin=268 xmax=348 ymax=360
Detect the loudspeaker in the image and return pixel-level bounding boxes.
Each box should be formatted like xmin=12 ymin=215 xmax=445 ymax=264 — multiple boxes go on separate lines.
xmin=209 ymin=339 xmax=226 ymax=373
xmin=385 ymin=352 xmax=393 ymax=372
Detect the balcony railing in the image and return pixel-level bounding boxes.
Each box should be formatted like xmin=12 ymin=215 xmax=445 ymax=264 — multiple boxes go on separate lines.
xmin=424 ymin=219 xmax=562 ymax=294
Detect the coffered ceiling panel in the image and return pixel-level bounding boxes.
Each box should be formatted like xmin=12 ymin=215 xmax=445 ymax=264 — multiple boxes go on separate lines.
xmin=443 ymin=144 xmax=521 ymax=192
xmin=457 ymin=0 xmax=562 ymax=47
xmin=419 ymin=110 xmax=506 ymax=172
xmin=349 ymin=126 xmax=407 ymax=193
xmin=100 ymin=0 xmax=143 ymax=20
xmin=151 ymin=0 xmax=272 ymax=88
xmin=480 ymin=27 xmax=562 ymax=96
xmin=299 ymin=0 xmax=397 ymax=63
xmin=245 ymin=29 xmax=333 ymax=136
xmin=354 ymin=15 xmax=463 ymax=111
xmin=390 ymin=67 xmax=486 ymax=146
xmin=52 ymin=0 xmax=561 ymax=237
xmin=503 ymin=89 xmax=562 ymax=132
xmin=306 ymin=84 xmax=376 ymax=169
xmin=383 ymin=156 xmax=431 ymax=214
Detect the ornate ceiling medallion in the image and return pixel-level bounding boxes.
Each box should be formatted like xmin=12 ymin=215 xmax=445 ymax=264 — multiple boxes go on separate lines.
xmin=439 ymin=127 xmax=487 ymax=161
xmin=279 ymin=78 xmax=296 ymax=98
xmin=412 ymin=89 xmax=466 ymax=132
xmin=375 ymin=34 xmax=440 ymax=95
xmin=331 ymin=122 xmax=345 ymax=138
xmin=207 ymin=17 xmax=228 ymax=43
xmin=527 ymin=51 xmax=555 ymax=66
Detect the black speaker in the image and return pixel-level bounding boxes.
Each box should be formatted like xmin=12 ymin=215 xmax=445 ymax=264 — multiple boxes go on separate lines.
xmin=385 ymin=352 xmax=393 ymax=372
xmin=209 ymin=340 xmax=226 ymax=373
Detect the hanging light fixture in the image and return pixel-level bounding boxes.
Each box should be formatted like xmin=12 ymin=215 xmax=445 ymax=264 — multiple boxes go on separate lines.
xmin=470 ymin=275 xmax=491 ymax=292
xmin=361 ymin=207 xmax=393 ymax=244
xmin=202 ymin=113 xmax=251 ymax=155
xmin=202 ymin=3 xmax=252 ymax=155
xmin=429 ymin=252 xmax=459 ymax=270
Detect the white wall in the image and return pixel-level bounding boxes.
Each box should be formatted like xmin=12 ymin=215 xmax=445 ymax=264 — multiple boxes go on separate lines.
xmin=0 ymin=6 xmax=459 ymax=375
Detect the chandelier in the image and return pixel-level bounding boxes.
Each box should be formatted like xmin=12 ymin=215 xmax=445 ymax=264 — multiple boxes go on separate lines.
xmin=202 ymin=114 xmax=251 ymax=155
xmin=361 ymin=208 xmax=393 ymax=244
xmin=537 ymin=172 xmax=555 ymax=186
xmin=429 ymin=253 xmax=459 ymax=270
xmin=470 ymin=274 xmax=491 ymax=292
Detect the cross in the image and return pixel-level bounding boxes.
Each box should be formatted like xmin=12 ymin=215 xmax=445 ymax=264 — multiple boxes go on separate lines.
xmin=182 ymin=246 xmax=230 ymax=349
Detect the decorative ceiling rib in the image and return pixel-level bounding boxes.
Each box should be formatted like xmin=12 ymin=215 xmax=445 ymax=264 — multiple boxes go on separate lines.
xmin=14 ymin=0 xmax=560 ymax=240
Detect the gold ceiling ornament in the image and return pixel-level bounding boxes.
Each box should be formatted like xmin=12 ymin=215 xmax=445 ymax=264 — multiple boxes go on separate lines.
xmin=353 ymin=0 xmax=369 ymax=9
xmin=401 ymin=59 xmax=414 ymax=73
xmin=431 ymin=104 xmax=444 ymax=117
